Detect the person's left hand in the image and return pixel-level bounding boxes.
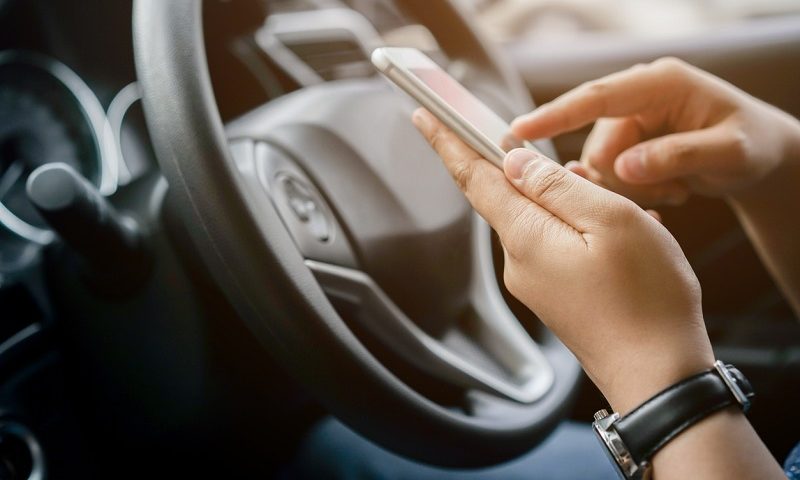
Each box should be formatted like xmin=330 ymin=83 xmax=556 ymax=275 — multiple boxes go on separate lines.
xmin=412 ymin=108 xmax=714 ymax=414
xmin=508 ymin=58 xmax=800 ymax=208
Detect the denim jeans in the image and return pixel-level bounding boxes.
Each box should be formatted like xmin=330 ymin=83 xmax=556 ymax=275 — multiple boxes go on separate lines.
xmin=786 ymin=441 xmax=800 ymax=480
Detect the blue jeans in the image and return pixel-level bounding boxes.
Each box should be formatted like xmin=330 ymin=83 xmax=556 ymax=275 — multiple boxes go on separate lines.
xmin=282 ymin=418 xmax=620 ymax=479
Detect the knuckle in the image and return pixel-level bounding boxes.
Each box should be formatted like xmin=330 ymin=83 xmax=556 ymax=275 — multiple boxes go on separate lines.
xmin=525 ymin=161 xmax=570 ymax=201
xmin=579 ymin=80 xmax=611 ymax=116
xmin=652 ymin=56 xmax=687 ymax=73
xmin=651 ymin=57 xmax=695 ymax=89
xmin=428 ymin=127 xmax=448 ymax=154
xmin=664 ymin=140 xmax=699 ymax=165
xmin=583 ymin=79 xmax=610 ymax=98
xmin=672 ymin=142 xmax=700 ymax=167
xmin=606 ymin=199 xmax=641 ymax=226
xmin=651 ymin=57 xmax=698 ymax=100
xmin=449 ymin=158 xmax=476 ymax=191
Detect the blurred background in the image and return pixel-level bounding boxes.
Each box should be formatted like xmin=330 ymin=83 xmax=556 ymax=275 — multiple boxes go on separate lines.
xmin=461 ymin=0 xmax=800 ymax=41
xmin=272 ymin=0 xmax=800 ymax=41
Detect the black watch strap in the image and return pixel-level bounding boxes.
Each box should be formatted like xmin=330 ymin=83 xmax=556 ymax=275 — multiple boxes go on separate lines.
xmin=615 ymin=362 xmax=754 ymax=466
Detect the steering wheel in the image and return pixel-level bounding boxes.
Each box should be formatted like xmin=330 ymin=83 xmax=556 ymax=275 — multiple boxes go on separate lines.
xmin=133 ymin=0 xmax=581 ymax=467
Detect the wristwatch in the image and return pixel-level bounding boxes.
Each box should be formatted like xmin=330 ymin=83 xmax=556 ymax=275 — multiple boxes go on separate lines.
xmin=592 ymin=360 xmax=754 ymax=480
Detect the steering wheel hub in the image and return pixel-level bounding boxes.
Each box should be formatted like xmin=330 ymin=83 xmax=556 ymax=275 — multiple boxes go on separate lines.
xmin=228 ymin=80 xmax=474 ymax=333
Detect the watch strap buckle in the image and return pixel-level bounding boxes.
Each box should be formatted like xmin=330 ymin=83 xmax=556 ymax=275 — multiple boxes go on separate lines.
xmin=593 ymin=410 xmax=649 ymax=479
xmin=713 ymin=360 xmax=752 ymax=413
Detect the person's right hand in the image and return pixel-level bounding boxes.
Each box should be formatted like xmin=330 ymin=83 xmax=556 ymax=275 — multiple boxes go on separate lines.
xmin=412 ymin=108 xmax=714 ymax=416
xmin=510 ymin=57 xmax=800 ymax=207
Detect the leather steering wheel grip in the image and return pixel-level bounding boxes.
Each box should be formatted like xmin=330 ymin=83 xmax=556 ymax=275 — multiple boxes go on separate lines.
xmin=133 ymin=0 xmax=581 ymax=467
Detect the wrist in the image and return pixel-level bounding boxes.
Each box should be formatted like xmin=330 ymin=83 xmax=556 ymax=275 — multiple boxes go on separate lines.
xmin=592 ymin=336 xmax=714 ymax=415
xmin=593 ymin=360 xmax=780 ymax=479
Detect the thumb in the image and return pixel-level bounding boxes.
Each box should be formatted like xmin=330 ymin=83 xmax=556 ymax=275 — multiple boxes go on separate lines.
xmin=504 ymin=149 xmax=621 ymax=231
xmin=614 ymin=126 xmax=735 ymax=184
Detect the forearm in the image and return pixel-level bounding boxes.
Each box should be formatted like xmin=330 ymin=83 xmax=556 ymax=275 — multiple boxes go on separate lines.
xmin=728 ymin=137 xmax=800 ymax=316
xmin=642 ymin=146 xmax=800 ymax=478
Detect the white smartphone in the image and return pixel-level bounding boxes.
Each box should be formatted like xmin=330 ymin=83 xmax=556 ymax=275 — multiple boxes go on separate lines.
xmin=371 ymin=47 xmax=536 ymax=168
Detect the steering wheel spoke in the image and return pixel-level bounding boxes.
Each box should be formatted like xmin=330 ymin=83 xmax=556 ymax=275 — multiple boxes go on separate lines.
xmin=306 ymin=211 xmax=553 ymax=404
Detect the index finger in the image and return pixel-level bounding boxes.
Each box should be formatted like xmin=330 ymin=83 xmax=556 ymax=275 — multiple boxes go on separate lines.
xmin=510 ymin=59 xmax=684 ymax=140
xmin=411 ymin=108 xmax=557 ymax=240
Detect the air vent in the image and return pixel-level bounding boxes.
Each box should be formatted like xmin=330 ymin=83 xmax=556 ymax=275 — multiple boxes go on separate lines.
xmin=281 ymin=37 xmax=373 ymax=81
xmin=256 ymin=9 xmax=383 ymax=86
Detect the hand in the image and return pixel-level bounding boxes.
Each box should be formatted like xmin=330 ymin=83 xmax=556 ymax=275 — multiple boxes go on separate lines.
xmin=412 ymin=108 xmax=714 ymax=414
xmin=510 ymin=57 xmax=800 ymax=207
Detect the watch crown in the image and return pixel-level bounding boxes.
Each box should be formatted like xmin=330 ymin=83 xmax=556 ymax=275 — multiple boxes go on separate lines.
xmin=593 ymin=409 xmax=610 ymax=422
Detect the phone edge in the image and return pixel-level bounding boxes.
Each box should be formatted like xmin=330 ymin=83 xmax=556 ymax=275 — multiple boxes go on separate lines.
xmin=372 ymin=48 xmax=507 ymax=169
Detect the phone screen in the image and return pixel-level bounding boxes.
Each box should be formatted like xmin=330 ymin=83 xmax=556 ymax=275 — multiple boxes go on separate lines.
xmin=407 ymin=66 xmax=524 ymax=152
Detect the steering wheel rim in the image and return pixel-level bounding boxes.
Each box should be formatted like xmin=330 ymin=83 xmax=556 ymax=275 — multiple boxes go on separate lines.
xmin=133 ymin=0 xmax=581 ymax=467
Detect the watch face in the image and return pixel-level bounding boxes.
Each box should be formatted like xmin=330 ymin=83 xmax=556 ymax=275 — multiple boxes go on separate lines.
xmin=593 ymin=422 xmax=629 ymax=480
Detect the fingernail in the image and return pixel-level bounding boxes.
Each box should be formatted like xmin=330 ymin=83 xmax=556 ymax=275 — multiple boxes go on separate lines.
xmin=619 ymin=146 xmax=647 ymax=179
xmin=505 ymin=149 xmax=537 ymax=179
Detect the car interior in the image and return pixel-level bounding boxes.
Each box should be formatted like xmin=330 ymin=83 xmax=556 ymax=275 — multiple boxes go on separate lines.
xmin=0 ymin=0 xmax=799 ymax=478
